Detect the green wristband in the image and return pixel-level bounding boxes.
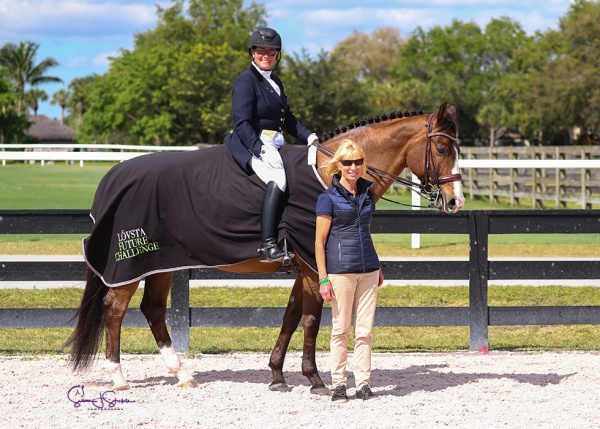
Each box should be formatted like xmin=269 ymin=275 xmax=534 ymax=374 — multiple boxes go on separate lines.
xmin=319 ymin=277 xmax=329 ymax=285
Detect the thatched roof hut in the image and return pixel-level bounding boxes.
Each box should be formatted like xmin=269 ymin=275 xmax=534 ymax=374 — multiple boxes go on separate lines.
xmin=26 ymin=115 xmax=76 ymax=143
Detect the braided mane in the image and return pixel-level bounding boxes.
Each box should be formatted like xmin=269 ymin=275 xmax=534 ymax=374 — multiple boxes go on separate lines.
xmin=319 ymin=109 xmax=425 ymax=143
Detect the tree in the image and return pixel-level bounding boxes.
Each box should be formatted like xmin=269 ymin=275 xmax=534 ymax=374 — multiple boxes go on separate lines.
xmin=495 ymin=31 xmax=561 ymax=145
xmin=0 ymin=68 xmax=31 ymax=144
xmin=332 ymin=27 xmax=404 ymax=83
xmin=78 ymin=0 xmax=265 ymax=145
xmin=25 ymin=88 xmax=48 ymax=115
xmin=281 ymin=50 xmax=371 ymax=137
xmin=68 ymin=75 xmax=97 ymax=127
xmin=473 ymin=17 xmax=530 ymax=146
xmin=0 ymin=41 xmax=62 ymax=114
xmin=553 ymin=0 xmax=600 ymax=141
xmin=50 ymin=88 xmax=69 ymax=124
xmin=390 ymin=21 xmax=487 ymax=143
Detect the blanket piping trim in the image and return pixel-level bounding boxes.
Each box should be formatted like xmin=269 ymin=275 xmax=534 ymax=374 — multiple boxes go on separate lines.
xmin=308 ymin=144 xmax=328 ymax=190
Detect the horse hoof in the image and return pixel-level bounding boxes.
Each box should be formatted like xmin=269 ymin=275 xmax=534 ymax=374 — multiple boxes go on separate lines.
xmin=268 ymin=382 xmax=292 ymax=392
xmin=310 ymin=386 xmax=331 ymax=396
xmin=178 ymin=379 xmax=199 ymax=388
xmin=111 ymin=383 xmax=130 ymax=391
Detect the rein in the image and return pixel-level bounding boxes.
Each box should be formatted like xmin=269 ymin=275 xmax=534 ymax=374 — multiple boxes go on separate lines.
xmin=315 ymin=113 xmax=462 ymax=208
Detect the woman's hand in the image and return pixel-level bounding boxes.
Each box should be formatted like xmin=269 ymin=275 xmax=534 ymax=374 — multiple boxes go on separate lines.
xmin=319 ymin=279 xmax=334 ymax=302
xmin=307 ymin=133 xmax=318 ymax=146
xmin=378 ymin=267 xmax=384 ymax=287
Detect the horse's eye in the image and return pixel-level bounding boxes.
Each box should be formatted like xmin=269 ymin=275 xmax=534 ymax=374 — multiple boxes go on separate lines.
xmin=435 ymin=142 xmax=449 ymax=156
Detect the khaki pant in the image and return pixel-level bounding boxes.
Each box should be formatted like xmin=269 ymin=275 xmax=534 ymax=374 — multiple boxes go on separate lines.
xmin=329 ymin=271 xmax=379 ymax=389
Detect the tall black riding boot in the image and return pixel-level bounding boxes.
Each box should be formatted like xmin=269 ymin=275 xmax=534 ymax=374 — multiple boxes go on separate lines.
xmin=259 ymin=181 xmax=290 ymax=263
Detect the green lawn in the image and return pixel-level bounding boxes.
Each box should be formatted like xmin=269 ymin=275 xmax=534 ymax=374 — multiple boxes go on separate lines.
xmin=1 ymin=285 xmax=599 ymax=355
xmin=1 ymin=161 xmax=598 ymax=257
xmin=0 ymin=163 xmax=112 ymax=209
xmin=0 ymin=162 xmax=598 ymax=355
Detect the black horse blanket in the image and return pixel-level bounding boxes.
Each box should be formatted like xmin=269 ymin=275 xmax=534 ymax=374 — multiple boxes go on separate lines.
xmin=83 ymin=145 xmax=325 ymax=286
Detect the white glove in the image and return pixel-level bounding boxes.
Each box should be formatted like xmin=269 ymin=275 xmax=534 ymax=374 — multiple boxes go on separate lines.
xmin=307 ymin=133 xmax=318 ymax=146
xmin=260 ymin=144 xmax=283 ymax=169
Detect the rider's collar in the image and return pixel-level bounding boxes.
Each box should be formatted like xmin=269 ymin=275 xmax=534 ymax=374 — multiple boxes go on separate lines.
xmin=252 ymin=62 xmax=272 ymax=79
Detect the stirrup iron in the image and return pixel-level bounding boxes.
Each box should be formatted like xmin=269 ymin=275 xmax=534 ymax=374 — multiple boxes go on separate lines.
xmin=258 ymin=238 xmax=294 ymax=266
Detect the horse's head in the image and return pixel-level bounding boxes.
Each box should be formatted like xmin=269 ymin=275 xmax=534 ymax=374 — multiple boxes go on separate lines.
xmin=316 ymin=102 xmax=464 ymax=214
xmin=406 ymin=103 xmax=464 ymax=213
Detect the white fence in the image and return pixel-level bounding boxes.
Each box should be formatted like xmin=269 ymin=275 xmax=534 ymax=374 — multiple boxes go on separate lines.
xmin=2 ymin=144 xmax=599 ymax=250
xmin=0 ymin=144 xmax=200 ymax=167
xmin=3 ymin=144 xmax=600 ymax=168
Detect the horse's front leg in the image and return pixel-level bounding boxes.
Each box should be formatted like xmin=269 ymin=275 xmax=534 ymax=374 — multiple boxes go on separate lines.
xmin=141 ymin=272 xmax=198 ymax=388
xmin=104 ymin=283 xmax=138 ymax=391
xmin=301 ymin=275 xmax=329 ymax=396
xmin=268 ymin=276 xmax=303 ymax=392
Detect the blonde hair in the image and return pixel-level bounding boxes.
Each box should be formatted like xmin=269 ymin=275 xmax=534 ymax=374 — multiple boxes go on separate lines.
xmin=321 ymin=139 xmax=367 ymax=177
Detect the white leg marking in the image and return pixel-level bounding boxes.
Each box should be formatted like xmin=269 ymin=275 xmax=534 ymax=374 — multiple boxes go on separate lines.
xmin=160 ymin=345 xmax=197 ymax=387
xmin=105 ymin=359 xmax=129 ymax=390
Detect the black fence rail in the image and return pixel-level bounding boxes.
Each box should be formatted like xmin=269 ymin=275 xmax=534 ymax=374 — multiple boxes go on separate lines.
xmin=1 ymin=210 xmax=599 ymax=352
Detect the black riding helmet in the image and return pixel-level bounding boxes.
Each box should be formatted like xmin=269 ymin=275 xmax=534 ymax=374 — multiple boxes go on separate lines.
xmin=248 ymin=27 xmax=282 ymax=68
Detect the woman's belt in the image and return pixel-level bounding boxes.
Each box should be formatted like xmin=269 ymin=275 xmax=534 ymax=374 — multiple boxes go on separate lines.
xmin=261 ymin=129 xmax=281 ymax=139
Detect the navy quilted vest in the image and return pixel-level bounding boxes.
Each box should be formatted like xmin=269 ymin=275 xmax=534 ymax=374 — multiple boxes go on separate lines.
xmin=324 ymin=176 xmax=380 ymax=274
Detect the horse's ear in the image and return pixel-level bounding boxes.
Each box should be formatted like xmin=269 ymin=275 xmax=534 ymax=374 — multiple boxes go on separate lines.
xmin=447 ymin=103 xmax=457 ymax=120
xmin=437 ymin=102 xmax=457 ymax=122
xmin=437 ymin=102 xmax=448 ymax=122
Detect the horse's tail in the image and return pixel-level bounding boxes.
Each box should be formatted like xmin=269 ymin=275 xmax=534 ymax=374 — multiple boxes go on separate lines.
xmin=64 ymin=268 xmax=108 ymax=370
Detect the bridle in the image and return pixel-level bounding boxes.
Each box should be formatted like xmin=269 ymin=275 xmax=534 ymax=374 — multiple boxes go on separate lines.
xmin=315 ymin=112 xmax=462 ymax=208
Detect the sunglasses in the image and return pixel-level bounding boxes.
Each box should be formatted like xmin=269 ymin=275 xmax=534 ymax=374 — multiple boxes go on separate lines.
xmin=340 ymin=158 xmax=364 ymax=167
xmin=254 ymin=47 xmax=279 ymax=56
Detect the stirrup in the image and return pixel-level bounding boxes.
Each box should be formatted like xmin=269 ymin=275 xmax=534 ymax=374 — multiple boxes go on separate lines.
xmin=258 ymin=238 xmax=294 ymax=266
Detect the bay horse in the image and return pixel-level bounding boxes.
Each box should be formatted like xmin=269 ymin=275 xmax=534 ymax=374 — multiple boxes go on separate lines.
xmin=66 ymin=102 xmax=464 ymax=393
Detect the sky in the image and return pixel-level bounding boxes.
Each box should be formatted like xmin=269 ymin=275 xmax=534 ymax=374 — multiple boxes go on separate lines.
xmin=0 ymin=0 xmax=574 ymax=120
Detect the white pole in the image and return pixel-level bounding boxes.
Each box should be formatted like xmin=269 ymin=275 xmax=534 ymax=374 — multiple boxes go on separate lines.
xmin=411 ymin=173 xmax=421 ymax=249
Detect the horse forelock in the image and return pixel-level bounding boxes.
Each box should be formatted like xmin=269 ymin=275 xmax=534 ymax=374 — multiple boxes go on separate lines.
xmin=318 ymin=109 xmax=425 ymax=144
xmin=437 ymin=111 xmax=457 ymax=136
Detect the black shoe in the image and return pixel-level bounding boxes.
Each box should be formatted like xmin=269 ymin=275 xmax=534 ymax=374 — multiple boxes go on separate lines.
xmin=259 ymin=238 xmax=287 ymax=262
xmin=355 ymin=385 xmax=375 ymax=400
xmin=259 ymin=182 xmax=291 ymax=263
xmin=331 ymin=385 xmax=348 ymax=403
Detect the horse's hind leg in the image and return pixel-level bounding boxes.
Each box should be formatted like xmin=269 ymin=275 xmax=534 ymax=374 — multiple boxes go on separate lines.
xmin=300 ymin=272 xmax=329 ymax=396
xmin=268 ymin=276 xmax=303 ymax=392
xmin=141 ymin=272 xmax=198 ymax=388
xmin=269 ymin=269 xmax=328 ymax=395
xmin=104 ymin=282 xmax=139 ymax=391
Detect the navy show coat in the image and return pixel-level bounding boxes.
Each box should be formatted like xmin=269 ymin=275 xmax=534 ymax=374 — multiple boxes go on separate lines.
xmin=225 ymin=64 xmax=313 ymax=173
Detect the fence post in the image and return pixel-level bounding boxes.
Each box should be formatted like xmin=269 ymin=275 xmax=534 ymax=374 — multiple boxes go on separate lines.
xmin=170 ymin=269 xmax=190 ymax=352
xmin=469 ymin=211 xmax=489 ymax=352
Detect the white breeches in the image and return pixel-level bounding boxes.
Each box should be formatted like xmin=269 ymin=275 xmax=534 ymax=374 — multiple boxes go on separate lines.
xmin=250 ymin=131 xmax=287 ymax=192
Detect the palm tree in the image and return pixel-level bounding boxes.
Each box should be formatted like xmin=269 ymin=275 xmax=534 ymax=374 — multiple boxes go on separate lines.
xmin=50 ymin=88 xmax=69 ymax=124
xmin=25 ymin=88 xmax=48 ymax=115
xmin=68 ymin=75 xmax=97 ymax=126
xmin=0 ymin=40 xmax=62 ymax=114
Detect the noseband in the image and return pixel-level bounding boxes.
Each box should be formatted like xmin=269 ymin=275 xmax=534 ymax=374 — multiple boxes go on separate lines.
xmin=421 ymin=112 xmax=462 ymax=204
xmin=316 ymin=113 xmax=462 ymax=207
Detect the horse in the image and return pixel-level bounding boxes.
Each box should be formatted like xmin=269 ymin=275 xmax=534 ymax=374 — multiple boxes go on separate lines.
xmin=65 ymin=102 xmax=464 ymax=393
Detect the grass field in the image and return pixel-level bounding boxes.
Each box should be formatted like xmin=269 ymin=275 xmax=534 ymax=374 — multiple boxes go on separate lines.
xmin=0 ymin=161 xmax=547 ymax=210
xmin=0 ymin=161 xmax=598 ymax=355
xmin=1 ymin=286 xmax=599 ymax=355
xmin=1 ymin=161 xmax=598 ymax=257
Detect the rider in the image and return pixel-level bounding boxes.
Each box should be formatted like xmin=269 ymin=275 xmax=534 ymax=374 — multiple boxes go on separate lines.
xmin=225 ymin=27 xmax=318 ymax=263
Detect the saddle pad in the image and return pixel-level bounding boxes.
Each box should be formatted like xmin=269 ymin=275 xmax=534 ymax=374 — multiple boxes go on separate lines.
xmin=83 ymin=145 xmax=323 ymax=286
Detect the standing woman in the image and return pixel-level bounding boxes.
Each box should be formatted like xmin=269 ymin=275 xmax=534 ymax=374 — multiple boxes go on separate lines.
xmin=315 ymin=139 xmax=384 ymax=403
xmin=225 ymin=27 xmax=318 ymax=263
